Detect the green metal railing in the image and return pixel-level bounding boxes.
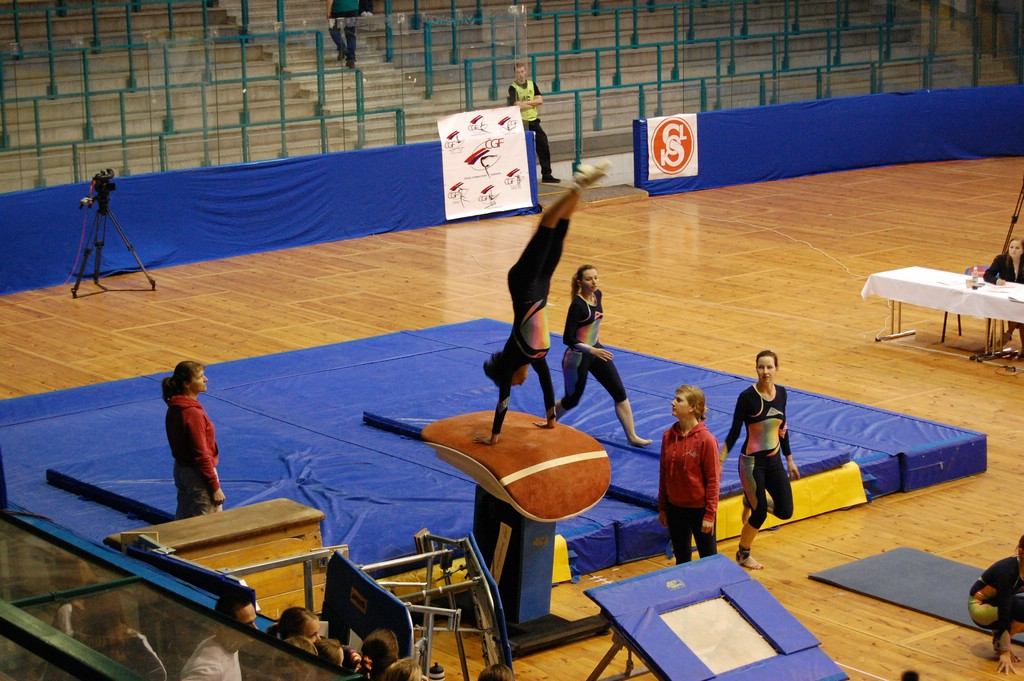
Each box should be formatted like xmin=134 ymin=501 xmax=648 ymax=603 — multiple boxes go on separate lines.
xmin=462 ymin=15 xmax=988 ymax=108
xmin=0 ymin=24 xmax=405 ymax=188
xmin=2 ymin=0 xmax=212 ymax=58
xmin=1 ymin=0 xmax=1021 ymax=193
xmin=517 ymin=50 xmax=977 ymax=167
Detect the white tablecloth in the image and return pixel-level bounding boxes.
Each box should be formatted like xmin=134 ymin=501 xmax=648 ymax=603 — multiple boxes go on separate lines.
xmin=861 ymin=266 xmax=1024 ymax=323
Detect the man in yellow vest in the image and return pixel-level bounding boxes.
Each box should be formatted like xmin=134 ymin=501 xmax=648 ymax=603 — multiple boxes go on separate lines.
xmin=508 ymin=63 xmax=560 ymax=184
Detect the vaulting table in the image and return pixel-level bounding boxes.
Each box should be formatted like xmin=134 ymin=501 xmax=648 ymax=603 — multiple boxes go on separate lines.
xmin=861 ymin=266 xmax=1024 ymax=351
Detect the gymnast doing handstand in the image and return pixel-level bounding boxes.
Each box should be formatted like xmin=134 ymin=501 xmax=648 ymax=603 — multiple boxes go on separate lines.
xmin=482 ymin=160 xmax=611 ymax=445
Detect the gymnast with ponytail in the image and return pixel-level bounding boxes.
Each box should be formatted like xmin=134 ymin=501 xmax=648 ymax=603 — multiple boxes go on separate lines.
xmin=162 ymin=360 xmax=225 ymax=519
xmin=555 ymin=264 xmax=651 ymax=447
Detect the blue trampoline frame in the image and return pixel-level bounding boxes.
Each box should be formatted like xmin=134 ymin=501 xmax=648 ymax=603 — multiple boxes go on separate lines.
xmin=585 ymin=554 xmax=847 ymax=681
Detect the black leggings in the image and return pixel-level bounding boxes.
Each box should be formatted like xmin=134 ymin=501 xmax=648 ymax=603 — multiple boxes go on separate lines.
xmin=665 ymin=503 xmax=717 ymax=564
xmin=527 ymin=119 xmax=552 ymax=177
xmin=740 ymin=453 xmax=794 ymax=530
xmin=559 ymin=348 xmax=628 ymax=410
xmin=507 ymin=218 xmax=566 ymax=303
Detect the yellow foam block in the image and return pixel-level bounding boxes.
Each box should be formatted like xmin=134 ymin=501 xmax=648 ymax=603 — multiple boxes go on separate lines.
xmin=384 ymin=560 xmax=471 ymax=600
xmin=552 ymin=533 xmax=572 ymax=584
xmin=381 ymin=464 xmax=865 ymax=591
xmin=716 ymin=461 xmax=867 ymax=540
xmin=381 ymin=537 xmax=574 ymax=597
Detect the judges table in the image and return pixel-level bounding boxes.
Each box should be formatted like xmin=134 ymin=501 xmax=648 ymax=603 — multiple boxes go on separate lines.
xmin=861 ymin=266 xmax=1024 ymax=352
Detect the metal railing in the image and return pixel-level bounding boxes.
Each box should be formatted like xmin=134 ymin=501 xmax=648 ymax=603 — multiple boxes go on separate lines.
xmin=2 ymin=0 xmax=213 ymax=58
xmin=1 ymin=0 xmax=1020 ymax=192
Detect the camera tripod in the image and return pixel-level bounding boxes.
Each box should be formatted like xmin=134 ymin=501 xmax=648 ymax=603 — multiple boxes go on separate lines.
xmin=1003 ymin=165 xmax=1024 ymax=252
xmin=71 ymin=192 xmax=156 ymax=298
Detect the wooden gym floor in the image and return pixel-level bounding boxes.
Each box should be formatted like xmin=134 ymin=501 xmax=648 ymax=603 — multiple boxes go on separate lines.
xmin=3 ymin=156 xmax=1024 ymax=680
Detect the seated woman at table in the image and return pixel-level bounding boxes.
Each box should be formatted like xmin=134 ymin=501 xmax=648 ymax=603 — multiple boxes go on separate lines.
xmin=984 ymin=237 xmax=1024 ymax=347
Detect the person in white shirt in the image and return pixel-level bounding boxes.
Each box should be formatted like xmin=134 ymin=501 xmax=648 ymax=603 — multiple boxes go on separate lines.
xmin=179 ymin=592 xmax=257 ymax=681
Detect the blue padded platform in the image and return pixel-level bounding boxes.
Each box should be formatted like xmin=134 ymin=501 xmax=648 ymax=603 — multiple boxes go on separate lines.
xmin=0 ymin=320 xmax=986 ymax=573
xmin=586 ymin=554 xmax=847 ymax=681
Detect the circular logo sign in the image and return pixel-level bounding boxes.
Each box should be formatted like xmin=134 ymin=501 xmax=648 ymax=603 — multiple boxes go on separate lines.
xmin=650 ymin=116 xmax=695 ymax=175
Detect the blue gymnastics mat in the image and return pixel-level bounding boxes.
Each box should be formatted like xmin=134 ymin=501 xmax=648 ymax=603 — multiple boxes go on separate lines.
xmin=810 ymin=547 xmax=1024 ymax=643
xmin=0 ymin=320 xmax=987 ymax=570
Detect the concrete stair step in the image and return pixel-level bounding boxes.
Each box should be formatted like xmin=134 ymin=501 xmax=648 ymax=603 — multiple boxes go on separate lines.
xmin=1 ymin=0 xmax=1012 ymax=193
xmin=0 ymin=7 xmax=223 ymax=45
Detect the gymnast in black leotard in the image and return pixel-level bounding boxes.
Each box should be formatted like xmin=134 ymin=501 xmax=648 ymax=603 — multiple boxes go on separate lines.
xmin=721 ymin=349 xmax=800 ymax=570
xmin=554 ymin=265 xmax=651 ymax=447
xmin=482 ymin=161 xmax=610 ymax=445
xmin=969 ymin=534 xmax=1024 ymax=674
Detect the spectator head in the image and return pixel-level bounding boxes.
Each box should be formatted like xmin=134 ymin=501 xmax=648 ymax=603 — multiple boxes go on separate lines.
xmin=479 ymin=663 xmax=515 ymax=681
xmin=360 ymin=628 xmax=400 ymax=681
xmin=382 ymin=657 xmax=423 ymax=681
xmin=268 ymin=606 xmax=321 ymax=644
xmin=214 ymin=591 xmax=257 ymax=628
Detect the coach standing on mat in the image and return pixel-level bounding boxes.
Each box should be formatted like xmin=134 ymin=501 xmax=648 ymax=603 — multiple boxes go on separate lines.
xmin=969 ymin=534 xmax=1024 ymax=674
xmin=508 ymin=62 xmax=559 ymax=184
xmin=163 ymin=360 xmax=225 ymax=519
xmin=720 ymin=349 xmax=799 ymax=570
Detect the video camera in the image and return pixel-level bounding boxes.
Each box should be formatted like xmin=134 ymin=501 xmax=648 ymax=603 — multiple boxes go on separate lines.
xmin=92 ymin=168 xmax=116 ymax=190
xmin=80 ymin=168 xmax=116 ymax=209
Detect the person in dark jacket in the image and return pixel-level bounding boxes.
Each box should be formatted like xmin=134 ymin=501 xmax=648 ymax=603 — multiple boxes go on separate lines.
xmin=163 ymin=360 xmax=224 ymax=519
xmin=969 ymin=533 xmax=1024 ymax=674
xmin=984 ymin=237 xmax=1024 ymax=348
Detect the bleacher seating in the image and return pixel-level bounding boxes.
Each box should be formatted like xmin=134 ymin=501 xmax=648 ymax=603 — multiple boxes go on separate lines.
xmin=0 ymin=0 xmax=1018 ymax=191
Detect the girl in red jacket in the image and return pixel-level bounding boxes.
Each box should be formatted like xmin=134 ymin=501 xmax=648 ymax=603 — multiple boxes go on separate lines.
xmin=658 ymin=385 xmax=720 ymax=564
xmin=163 ymin=360 xmax=224 ymax=519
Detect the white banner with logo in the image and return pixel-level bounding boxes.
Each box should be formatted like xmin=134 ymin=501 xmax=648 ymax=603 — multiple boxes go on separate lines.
xmin=646 ymin=114 xmax=699 ymax=180
xmin=437 ymin=107 xmax=533 ymax=221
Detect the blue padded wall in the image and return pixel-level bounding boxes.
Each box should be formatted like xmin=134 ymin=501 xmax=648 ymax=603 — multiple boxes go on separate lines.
xmin=0 ymin=139 xmax=540 ymax=295
xmin=634 ymin=86 xmax=1024 ymax=195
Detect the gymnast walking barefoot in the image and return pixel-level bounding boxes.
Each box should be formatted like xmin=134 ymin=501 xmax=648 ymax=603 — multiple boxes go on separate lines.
xmin=720 ymin=350 xmax=799 ymax=569
xmin=482 ymin=160 xmax=611 ymax=445
xmin=555 ymin=264 xmax=652 ymax=446
xmin=968 ymin=533 xmax=1024 ymax=675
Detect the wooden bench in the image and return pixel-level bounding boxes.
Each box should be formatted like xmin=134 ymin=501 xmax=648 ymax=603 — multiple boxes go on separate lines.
xmin=105 ymin=498 xmax=332 ymax=619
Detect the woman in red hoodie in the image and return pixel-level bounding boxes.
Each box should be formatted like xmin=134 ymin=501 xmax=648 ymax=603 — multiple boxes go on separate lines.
xmin=162 ymin=361 xmax=224 ymax=519
xmin=658 ymin=385 xmax=720 ymax=564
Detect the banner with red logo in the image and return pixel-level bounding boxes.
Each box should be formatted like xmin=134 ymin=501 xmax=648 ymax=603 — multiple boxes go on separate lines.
xmin=436 ymin=107 xmax=533 ymax=221
xmin=646 ymin=114 xmax=698 ymax=180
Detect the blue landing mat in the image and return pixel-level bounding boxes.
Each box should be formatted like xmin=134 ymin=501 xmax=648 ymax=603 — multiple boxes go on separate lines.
xmin=810 ymin=547 xmax=1024 ymax=644
xmin=0 ymin=320 xmax=987 ymax=571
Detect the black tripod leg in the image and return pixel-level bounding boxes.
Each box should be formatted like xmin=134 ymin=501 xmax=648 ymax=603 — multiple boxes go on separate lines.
xmin=92 ymin=215 xmax=107 ymax=286
xmin=107 ymin=210 xmax=156 ymax=290
xmin=1003 ymin=166 xmax=1024 ymax=253
xmin=71 ymin=212 xmax=102 ymax=299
